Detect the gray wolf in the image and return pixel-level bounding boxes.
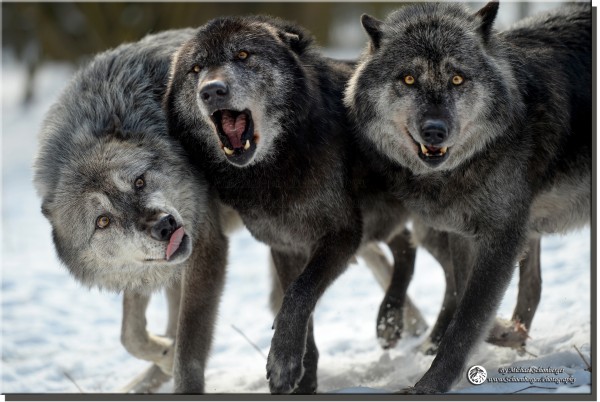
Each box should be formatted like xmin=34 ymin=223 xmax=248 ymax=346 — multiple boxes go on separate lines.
xmin=165 ymin=15 xmax=424 ymax=393
xmin=345 ymin=2 xmax=591 ymax=393
xmin=33 ymin=29 xmax=231 ymax=393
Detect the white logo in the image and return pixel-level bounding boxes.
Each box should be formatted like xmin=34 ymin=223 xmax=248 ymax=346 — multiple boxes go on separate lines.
xmin=467 ymin=365 xmax=487 ymax=385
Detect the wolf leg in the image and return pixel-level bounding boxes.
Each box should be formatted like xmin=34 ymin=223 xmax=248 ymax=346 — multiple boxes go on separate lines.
xmin=118 ymin=288 xmax=178 ymax=393
xmin=487 ymin=237 xmax=540 ymax=348
xmin=357 ymin=242 xmax=428 ymax=338
xmin=269 ymin=250 xmax=318 ymax=394
xmin=411 ymin=224 xmax=458 ymax=355
xmin=376 ymin=229 xmax=417 ymax=348
xmin=120 ymin=291 xmax=175 ymax=373
xmin=410 ymin=226 xmax=524 ymax=393
xmin=173 ymin=229 xmax=228 ymax=393
xmin=513 ymin=237 xmax=541 ymax=332
xmin=267 ymin=225 xmax=362 ymax=394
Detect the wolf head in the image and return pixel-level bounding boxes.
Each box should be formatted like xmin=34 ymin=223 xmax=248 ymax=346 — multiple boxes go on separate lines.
xmin=166 ymin=16 xmax=316 ymax=168
xmin=33 ymin=34 xmax=206 ymax=293
xmin=346 ymin=1 xmax=523 ymax=175
xmin=35 ymin=117 xmax=205 ymax=293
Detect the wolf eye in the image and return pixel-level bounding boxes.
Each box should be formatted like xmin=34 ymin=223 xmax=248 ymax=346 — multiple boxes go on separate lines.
xmin=237 ymin=50 xmax=249 ymax=60
xmin=96 ymin=216 xmax=110 ymax=229
xmin=191 ymin=65 xmax=201 ymax=73
xmin=134 ymin=176 xmax=145 ymax=189
xmin=452 ymin=75 xmax=464 ymax=85
xmin=403 ymin=75 xmax=415 ymax=85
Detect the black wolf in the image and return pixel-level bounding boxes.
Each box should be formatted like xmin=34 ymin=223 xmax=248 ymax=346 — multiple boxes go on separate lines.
xmin=33 ymin=29 xmax=230 ymax=393
xmin=165 ymin=15 xmax=421 ymax=393
xmin=345 ymin=2 xmax=591 ymax=393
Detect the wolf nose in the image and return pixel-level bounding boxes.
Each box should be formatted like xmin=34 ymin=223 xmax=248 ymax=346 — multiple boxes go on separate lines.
xmin=421 ymin=120 xmax=448 ymax=145
xmin=151 ymin=214 xmax=178 ymax=241
xmin=199 ymin=80 xmax=230 ymax=105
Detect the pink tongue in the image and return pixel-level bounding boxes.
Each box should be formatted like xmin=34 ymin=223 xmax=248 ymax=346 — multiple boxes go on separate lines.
xmin=166 ymin=227 xmax=185 ymax=260
xmin=221 ymin=111 xmax=247 ymax=149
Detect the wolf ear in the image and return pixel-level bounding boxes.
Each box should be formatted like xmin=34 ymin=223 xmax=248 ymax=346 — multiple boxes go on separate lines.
xmin=277 ymin=26 xmax=315 ymax=55
xmin=474 ymin=1 xmax=499 ymax=43
xmin=278 ymin=31 xmax=302 ymax=51
xmin=361 ymin=14 xmax=383 ymax=50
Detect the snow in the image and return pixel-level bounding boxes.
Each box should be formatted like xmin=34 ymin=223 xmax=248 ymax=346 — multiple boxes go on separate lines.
xmin=1 ymin=52 xmax=592 ymax=395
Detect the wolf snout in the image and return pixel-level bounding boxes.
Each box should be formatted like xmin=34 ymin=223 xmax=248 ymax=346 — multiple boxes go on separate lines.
xmin=420 ymin=119 xmax=448 ymax=145
xmin=150 ymin=214 xmax=178 ymax=241
xmin=200 ymin=80 xmax=230 ymax=108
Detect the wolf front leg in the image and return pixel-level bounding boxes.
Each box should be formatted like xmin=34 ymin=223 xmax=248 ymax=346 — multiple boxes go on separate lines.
xmin=410 ymin=224 xmax=527 ymax=393
xmin=376 ymin=229 xmax=417 ymax=348
xmin=266 ymin=226 xmax=362 ymax=394
xmin=358 ymin=242 xmax=428 ymax=338
xmin=119 ymin=283 xmax=182 ymax=393
xmin=120 ymin=290 xmax=175 ymax=373
xmin=173 ymin=230 xmax=228 ymax=394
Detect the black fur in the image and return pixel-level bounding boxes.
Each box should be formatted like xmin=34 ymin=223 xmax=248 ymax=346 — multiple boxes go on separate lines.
xmin=346 ymin=3 xmax=591 ymax=393
xmin=166 ymin=15 xmax=414 ymax=393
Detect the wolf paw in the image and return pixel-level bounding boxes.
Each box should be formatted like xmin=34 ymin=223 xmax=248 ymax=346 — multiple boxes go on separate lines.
xmin=487 ymin=318 xmax=529 ymax=349
xmin=376 ymin=296 xmax=404 ymax=349
xmin=399 ymin=385 xmax=438 ymax=394
xmin=117 ymin=364 xmax=171 ymax=393
xmin=148 ymin=334 xmax=175 ymax=375
xmin=266 ymin=334 xmax=306 ymax=394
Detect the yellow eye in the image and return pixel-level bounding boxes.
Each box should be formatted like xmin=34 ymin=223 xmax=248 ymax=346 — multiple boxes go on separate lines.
xmin=96 ymin=216 xmax=110 ymax=229
xmin=237 ymin=50 xmax=249 ymax=60
xmin=452 ymin=75 xmax=464 ymax=85
xmin=134 ymin=177 xmax=145 ymax=189
xmin=192 ymin=65 xmax=201 ymax=73
xmin=404 ymin=75 xmax=415 ymax=85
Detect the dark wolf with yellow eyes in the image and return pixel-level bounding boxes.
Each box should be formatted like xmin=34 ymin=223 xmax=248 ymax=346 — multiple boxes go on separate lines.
xmin=346 ymin=1 xmax=591 ymax=393
xmin=33 ymin=29 xmax=233 ymax=393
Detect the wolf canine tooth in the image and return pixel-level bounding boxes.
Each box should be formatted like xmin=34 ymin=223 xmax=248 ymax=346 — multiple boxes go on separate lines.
xmin=440 ymin=147 xmax=448 ymax=155
xmin=223 ymin=146 xmax=234 ymax=155
xmin=244 ymin=140 xmax=251 ymax=150
xmin=420 ymin=144 xmax=428 ymax=154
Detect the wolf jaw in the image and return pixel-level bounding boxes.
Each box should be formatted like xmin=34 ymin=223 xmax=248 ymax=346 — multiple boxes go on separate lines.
xmin=209 ymin=109 xmax=258 ymax=165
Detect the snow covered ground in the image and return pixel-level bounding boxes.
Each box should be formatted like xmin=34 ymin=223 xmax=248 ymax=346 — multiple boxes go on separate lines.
xmin=1 ymin=32 xmax=593 ymax=396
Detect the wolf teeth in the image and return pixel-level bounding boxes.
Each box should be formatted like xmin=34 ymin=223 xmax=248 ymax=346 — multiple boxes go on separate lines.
xmin=223 ymin=146 xmax=234 ymax=156
xmin=420 ymin=144 xmax=449 ymax=156
xmin=244 ymin=140 xmax=250 ymax=150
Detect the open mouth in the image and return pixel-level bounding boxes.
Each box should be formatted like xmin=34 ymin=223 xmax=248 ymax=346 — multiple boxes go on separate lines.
xmin=210 ymin=109 xmax=258 ymax=166
xmin=416 ymin=142 xmax=449 ymax=166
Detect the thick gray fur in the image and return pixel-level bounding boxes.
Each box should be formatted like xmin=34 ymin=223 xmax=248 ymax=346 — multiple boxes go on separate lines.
xmin=33 ymin=29 xmax=230 ymax=393
xmin=346 ymin=2 xmax=591 ymax=393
